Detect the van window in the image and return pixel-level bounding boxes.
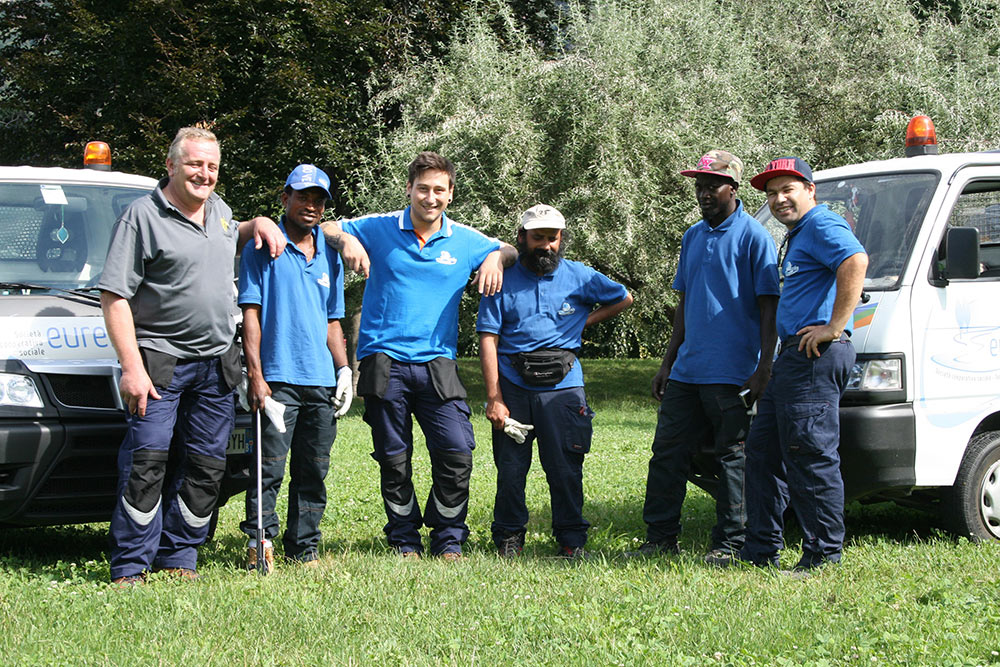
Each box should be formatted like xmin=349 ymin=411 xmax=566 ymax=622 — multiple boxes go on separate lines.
xmin=0 ymin=182 xmax=150 ymax=291
xmin=755 ymin=172 xmax=938 ymax=290
xmin=944 ymin=181 xmax=1000 ymax=278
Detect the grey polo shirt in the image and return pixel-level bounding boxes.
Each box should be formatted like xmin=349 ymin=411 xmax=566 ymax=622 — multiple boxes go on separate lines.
xmin=98 ymin=178 xmax=240 ymax=359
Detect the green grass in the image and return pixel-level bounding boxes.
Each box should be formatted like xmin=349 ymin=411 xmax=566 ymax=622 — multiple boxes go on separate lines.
xmin=2 ymin=358 xmax=999 ymax=665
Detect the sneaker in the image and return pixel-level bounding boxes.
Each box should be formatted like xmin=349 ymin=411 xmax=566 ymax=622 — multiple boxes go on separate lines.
xmin=247 ymin=544 xmax=275 ymax=574
xmin=498 ymin=533 xmax=525 ymax=559
xmin=703 ymin=549 xmax=739 ymax=568
xmin=300 ymin=558 xmax=321 ymax=569
xmin=111 ymin=574 xmax=146 ymax=588
xmin=624 ymin=540 xmax=680 ymax=557
xmin=558 ymin=545 xmax=589 ymax=560
xmin=441 ymin=551 xmax=464 ymax=562
xmin=156 ymin=567 xmax=199 ymax=581
xmin=399 ymin=549 xmax=422 ymax=561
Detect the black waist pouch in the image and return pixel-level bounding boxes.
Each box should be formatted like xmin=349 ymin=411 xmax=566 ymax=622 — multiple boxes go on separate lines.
xmin=427 ymin=356 xmax=467 ymax=401
xmin=139 ymin=347 xmax=178 ymax=390
xmin=220 ymin=340 xmax=242 ymax=391
xmin=357 ymin=352 xmax=393 ymax=399
xmin=510 ymin=348 xmax=577 ymax=387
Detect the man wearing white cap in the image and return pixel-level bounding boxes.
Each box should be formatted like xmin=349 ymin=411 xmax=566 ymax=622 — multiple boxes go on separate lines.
xmin=477 ymin=204 xmax=632 ymax=559
xmin=238 ymin=164 xmax=350 ymax=571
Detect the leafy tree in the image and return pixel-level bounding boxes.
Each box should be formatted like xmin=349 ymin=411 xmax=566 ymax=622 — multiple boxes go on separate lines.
xmin=344 ymin=0 xmax=1000 ymax=358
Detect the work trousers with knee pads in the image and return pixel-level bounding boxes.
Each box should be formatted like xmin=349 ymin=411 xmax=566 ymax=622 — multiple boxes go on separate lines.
xmin=109 ymin=357 xmax=234 ymax=580
xmin=362 ymin=359 xmax=475 ymax=555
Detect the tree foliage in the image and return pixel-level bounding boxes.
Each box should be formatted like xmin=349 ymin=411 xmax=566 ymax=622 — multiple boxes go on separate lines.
xmin=344 ymin=0 xmax=1000 ymax=358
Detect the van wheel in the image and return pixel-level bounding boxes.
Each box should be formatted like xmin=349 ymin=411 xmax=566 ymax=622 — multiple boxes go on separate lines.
xmin=946 ymin=431 xmax=1000 ymax=541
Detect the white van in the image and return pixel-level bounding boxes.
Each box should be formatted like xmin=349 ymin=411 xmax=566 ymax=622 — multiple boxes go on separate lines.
xmin=0 ymin=145 xmax=250 ymax=528
xmin=752 ymin=118 xmax=1000 ymax=540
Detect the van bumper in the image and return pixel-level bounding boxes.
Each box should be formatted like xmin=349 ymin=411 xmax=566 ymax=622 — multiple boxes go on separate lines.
xmin=839 ymin=402 xmax=916 ymax=501
xmin=0 ymin=416 xmax=251 ymax=527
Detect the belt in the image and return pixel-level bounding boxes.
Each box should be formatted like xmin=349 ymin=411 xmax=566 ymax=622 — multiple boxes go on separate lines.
xmin=779 ymin=332 xmax=850 ymax=355
xmin=778 ymin=335 xmax=803 ymax=355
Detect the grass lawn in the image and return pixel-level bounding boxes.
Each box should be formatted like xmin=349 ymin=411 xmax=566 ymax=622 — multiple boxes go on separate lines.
xmin=1 ymin=358 xmax=998 ymax=665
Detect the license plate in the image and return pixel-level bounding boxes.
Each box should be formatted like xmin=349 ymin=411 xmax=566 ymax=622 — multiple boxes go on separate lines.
xmin=226 ymin=427 xmax=253 ymax=455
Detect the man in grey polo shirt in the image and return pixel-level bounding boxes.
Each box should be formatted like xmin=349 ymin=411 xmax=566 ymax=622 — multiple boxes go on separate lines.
xmin=99 ymin=127 xmax=285 ymax=585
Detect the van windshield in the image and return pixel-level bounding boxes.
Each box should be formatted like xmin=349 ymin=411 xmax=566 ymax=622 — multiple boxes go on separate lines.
xmin=0 ymin=181 xmax=151 ymax=292
xmin=754 ymin=172 xmax=939 ymax=290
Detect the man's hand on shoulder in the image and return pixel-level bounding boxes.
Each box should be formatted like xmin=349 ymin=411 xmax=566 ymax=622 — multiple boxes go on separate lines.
xmin=321 ymin=221 xmax=370 ymax=278
xmin=245 ymin=216 xmax=287 ymax=258
xmin=476 ymin=244 xmax=516 ymax=296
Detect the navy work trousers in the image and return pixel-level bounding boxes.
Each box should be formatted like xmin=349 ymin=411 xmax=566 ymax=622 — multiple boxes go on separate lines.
xmin=109 ymin=357 xmax=235 ymax=580
xmin=742 ymin=339 xmax=855 ymax=567
xmin=642 ymin=381 xmax=749 ymax=552
xmin=240 ymin=383 xmax=336 ymax=562
xmin=363 ymin=361 xmax=475 ymax=555
xmin=492 ymin=378 xmax=594 ymax=549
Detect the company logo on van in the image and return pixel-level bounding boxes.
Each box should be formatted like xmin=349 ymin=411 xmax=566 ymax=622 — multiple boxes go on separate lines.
xmin=0 ymin=318 xmax=113 ymax=361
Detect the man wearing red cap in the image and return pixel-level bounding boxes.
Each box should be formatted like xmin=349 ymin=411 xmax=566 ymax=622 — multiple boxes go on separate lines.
xmin=634 ymin=150 xmax=779 ymax=565
xmin=741 ymin=157 xmax=867 ymax=573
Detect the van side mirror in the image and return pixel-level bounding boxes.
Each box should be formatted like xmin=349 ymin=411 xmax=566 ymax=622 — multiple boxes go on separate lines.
xmin=944 ymin=227 xmax=980 ymax=280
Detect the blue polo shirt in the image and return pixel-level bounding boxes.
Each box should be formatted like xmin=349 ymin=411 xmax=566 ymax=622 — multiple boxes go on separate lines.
xmin=238 ymin=220 xmax=345 ymax=386
xmin=342 ymin=207 xmax=500 ymax=362
xmin=477 ymin=258 xmax=628 ymax=391
xmin=777 ymin=204 xmax=866 ymax=340
xmin=670 ymin=201 xmax=780 ymax=385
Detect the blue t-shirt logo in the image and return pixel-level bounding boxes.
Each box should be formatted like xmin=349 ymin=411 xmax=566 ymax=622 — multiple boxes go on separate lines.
xmin=557 ymin=302 xmax=575 ymax=316
xmin=318 ymin=272 xmax=330 ymax=288
xmin=782 ymin=261 xmax=800 ymax=279
xmin=436 ymin=251 xmax=458 ymax=265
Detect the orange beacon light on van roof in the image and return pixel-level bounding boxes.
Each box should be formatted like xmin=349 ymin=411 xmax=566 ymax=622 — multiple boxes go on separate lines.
xmin=83 ymin=141 xmax=111 ymax=170
xmin=905 ymin=115 xmax=938 ymax=157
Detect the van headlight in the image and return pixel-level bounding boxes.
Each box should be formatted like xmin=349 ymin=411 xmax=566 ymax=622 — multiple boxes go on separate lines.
xmin=842 ymin=355 xmax=906 ymax=405
xmin=0 ymin=373 xmax=44 ymax=407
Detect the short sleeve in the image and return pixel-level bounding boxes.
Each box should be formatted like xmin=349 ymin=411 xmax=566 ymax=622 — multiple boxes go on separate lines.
xmin=237 ymin=240 xmax=265 ymax=306
xmin=584 ymin=268 xmax=629 ymax=306
xmin=97 ymin=217 xmax=144 ymax=299
xmin=476 ymin=292 xmax=503 ymax=334
xmin=750 ymin=227 xmax=781 ymax=297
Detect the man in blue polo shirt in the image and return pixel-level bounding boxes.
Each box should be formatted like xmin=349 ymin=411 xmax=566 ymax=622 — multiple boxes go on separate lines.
xmin=742 ymin=157 xmax=867 ymax=573
xmin=477 ymin=204 xmax=632 ymax=559
xmin=238 ymin=164 xmax=350 ymax=572
xmin=633 ymin=150 xmax=779 ymax=566
xmin=339 ymin=151 xmax=515 ymax=560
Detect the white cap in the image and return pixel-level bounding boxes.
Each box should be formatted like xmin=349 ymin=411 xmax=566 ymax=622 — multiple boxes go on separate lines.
xmin=520 ymin=204 xmax=566 ymax=230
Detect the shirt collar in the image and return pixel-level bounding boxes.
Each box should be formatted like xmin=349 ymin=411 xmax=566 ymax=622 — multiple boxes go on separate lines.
xmin=399 ymin=206 xmax=453 ymax=238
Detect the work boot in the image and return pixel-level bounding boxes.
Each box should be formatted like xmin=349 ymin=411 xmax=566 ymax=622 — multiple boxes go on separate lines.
xmin=247 ymin=544 xmax=275 ymax=575
xmin=111 ymin=574 xmax=146 ymax=588
xmin=441 ymin=551 xmax=464 ymax=562
xmin=157 ymin=567 xmax=200 ymax=581
xmin=398 ymin=549 xmax=421 ymax=561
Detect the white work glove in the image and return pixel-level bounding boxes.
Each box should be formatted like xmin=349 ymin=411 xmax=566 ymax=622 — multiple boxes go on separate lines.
xmin=332 ymin=366 xmax=353 ymax=418
xmin=237 ymin=372 xmax=287 ymax=433
xmin=503 ymin=417 xmax=534 ymax=444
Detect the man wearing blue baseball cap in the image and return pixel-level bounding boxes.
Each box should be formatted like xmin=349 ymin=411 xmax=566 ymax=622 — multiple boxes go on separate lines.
xmin=238 ymin=163 xmax=350 ymax=571
xmin=742 ymin=157 xmax=868 ymax=574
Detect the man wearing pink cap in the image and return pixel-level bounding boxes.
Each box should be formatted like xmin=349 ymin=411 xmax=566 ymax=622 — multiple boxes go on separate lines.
xmin=634 ymin=150 xmax=779 ymax=565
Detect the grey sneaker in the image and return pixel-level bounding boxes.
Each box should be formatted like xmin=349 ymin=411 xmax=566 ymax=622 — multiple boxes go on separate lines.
xmin=625 ymin=540 xmax=680 ymax=557
xmin=498 ymin=533 xmax=525 ymax=558
xmin=558 ymin=545 xmax=590 ymax=560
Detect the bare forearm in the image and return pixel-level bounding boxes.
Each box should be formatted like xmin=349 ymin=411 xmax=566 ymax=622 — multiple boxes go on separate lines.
xmin=100 ymin=292 xmax=143 ymax=373
xmin=829 ymin=252 xmax=868 ymax=335
xmin=241 ymin=306 xmax=265 ymax=381
xmin=498 ymin=243 xmax=518 ymax=268
xmin=327 ymin=320 xmax=349 ymax=369
xmin=585 ymin=293 xmax=633 ymax=327
xmin=757 ymin=294 xmax=779 ymax=368
xmin=479 ymin=334 xmax=503 ymax=402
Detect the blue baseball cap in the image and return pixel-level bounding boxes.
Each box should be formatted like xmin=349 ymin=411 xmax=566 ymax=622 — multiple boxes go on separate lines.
xmin=285 ymin=164 xmax=332 ymax=200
